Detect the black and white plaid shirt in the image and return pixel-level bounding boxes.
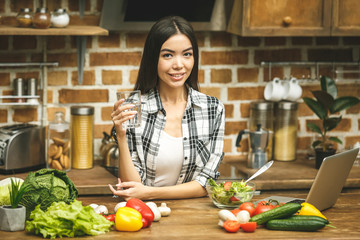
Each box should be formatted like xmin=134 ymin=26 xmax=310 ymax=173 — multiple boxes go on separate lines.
xmin=113 ymin=86 xmax=225 ymax=188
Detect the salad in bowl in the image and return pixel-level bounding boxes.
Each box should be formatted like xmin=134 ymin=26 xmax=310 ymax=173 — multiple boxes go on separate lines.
xmin=206 ymin=179 xmax=256 ymax=208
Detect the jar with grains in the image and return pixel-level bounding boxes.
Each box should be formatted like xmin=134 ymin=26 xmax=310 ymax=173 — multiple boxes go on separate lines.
xmin=273 ymin=102 xmax=298 ymax=161
xmin=47 ymin=112 xmax=71 ymax=172
xmin=51 ymin=8 xmax=70 ymax=28
xmin=16 ymin=8 xmax=33 ymax=27
xmin=33 ymin=7 xmax=51 ymax=29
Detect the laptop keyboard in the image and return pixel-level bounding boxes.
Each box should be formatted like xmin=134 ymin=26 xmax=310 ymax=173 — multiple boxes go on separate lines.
xmin=287 ymin=199 xmax=306 ymax=204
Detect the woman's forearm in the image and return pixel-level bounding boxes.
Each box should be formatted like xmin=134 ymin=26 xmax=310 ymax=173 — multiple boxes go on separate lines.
xmin=117 ymin=135 xmax=142 ymax=182
xmin=145 ymin=181 xmax=207 ymax=200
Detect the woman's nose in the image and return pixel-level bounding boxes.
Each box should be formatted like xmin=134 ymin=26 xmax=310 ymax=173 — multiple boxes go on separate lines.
xmin=173 ymin=56 xmax=184 ymax=69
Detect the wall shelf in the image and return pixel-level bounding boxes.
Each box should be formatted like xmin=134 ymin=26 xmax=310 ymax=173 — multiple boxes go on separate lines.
xmin=0 ymin=25 xmax=108 ymax=36
xmin=260 ymin=61 xmax=360 ymax=81
xmin=0 ymin=25 xmax=109 ymax=84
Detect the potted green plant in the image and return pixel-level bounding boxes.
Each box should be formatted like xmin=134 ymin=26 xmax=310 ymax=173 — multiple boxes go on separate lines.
xmin=0 ymin=178 xmax=29 ymax=231
xmin=303 ymin=76 xmax=360 ymax=169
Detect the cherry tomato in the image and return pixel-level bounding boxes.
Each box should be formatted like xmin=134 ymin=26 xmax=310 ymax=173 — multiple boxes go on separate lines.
xmin=224 ymin=182 xmax=232 ymax=191
xmin=253 ymin=204 xmax=273 ymax=216
xmin=223 ymin=220 xmax=241 ymax=233
xmin=104 ymin=214 xmax=116 ymax=222
xmin=231 ymin=209 xmax=241 ymax=216
xmin=241 ymin=222 xmax=257 ymax=232
xmin=239 ymin=202 xmax=256 ymax=217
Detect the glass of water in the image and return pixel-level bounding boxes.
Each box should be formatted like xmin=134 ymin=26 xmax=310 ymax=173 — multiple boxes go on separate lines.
xmin=116 ymin=90 xmax=141 ymax=128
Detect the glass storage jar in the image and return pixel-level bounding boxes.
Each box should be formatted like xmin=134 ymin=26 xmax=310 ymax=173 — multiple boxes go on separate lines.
xmin=33 ymin=7 xmax=51 ymax=29
xmin=47 ymin=112 xmax=71 ymax=171
xmin=16 ymin=8 xmax=33 ymax=27
xmin=273 ymin=102 xmax=298 ymax=161
xmin=71 ymin=106 xmax=94 ymax=169
xmin=51 ymin=8 xmax=70 ymax=28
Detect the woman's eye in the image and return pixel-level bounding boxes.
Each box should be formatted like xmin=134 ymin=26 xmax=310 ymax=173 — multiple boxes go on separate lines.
xmin=184 ymin=52 xmax=193 ymax=57
xmin=162 ymin=53 xmax=172 ymax=58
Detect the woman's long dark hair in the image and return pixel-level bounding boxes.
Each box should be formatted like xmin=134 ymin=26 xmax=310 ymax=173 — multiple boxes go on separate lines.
xmin=134 ymin=16 xmax=199 ymax=93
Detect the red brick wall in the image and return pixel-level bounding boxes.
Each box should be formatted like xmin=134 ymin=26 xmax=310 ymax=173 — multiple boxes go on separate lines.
xmin=1 ymin=1 xmax=359 ymax=178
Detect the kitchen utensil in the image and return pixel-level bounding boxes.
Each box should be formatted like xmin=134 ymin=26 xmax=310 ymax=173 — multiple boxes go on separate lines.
xmin=236 ymin=124 xmax=272 ymax=169
xmin=249 ymin=101 xmax=274 ymax=160
xmin=0 ymin=124 xmax=45 ymax=173
xmin=282 ymin=77 xmax=302 ymax=101
xmin=264 ymin=77 xmax=285 ymax=102
xmin=245 ymin=160 xmax=273 ymax=183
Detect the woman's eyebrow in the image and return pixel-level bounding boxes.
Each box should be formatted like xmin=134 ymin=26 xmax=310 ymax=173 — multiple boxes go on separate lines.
xmin=160 ymin=47 xmax=193 ymax=53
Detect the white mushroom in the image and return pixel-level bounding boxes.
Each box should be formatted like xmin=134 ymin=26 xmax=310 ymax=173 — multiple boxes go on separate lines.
xmin=94 ymin=205 xmax=108 ymax=215
xmin=89 ymin=203 xmax=99 ymax=210
xmin=114 ymin=201 xmax=127 ymax=213
xmin=146 ymin=202 xmax=162 ymax=221
xmin=158 ymin=203 xmax=171 ymax=217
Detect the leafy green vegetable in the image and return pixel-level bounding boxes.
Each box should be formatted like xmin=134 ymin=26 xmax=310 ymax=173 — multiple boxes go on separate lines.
xmin=26 ymin=200 xmax=113 ymax=239
xmin=0 ymin=177 xmax=24 ymax=206
xmin=9 ymin=178 xmax=30 ymax=208
xmin=19 ymin=169 xmax=78 ymax=218
xmin=207 ymin=179 xmax=254 ymax=206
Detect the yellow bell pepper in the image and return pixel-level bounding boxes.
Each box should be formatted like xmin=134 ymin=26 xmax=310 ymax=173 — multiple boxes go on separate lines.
xmin=296 ymin=202 xmax=327 ymax=220
xmin=115 ymin=207 xmax=143 ymax=231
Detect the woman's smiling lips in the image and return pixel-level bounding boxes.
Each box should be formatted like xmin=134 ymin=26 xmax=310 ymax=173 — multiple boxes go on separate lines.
xmin=169 ymin=72 xmax=186 ymax=81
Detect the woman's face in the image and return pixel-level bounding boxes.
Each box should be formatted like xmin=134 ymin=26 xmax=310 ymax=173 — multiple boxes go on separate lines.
xmin=157 ymin=34 xmax=194 ymax=90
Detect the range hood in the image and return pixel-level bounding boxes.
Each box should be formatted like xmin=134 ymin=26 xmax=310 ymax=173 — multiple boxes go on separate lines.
xmin=100 ymin=0 xmax=233 ymax=31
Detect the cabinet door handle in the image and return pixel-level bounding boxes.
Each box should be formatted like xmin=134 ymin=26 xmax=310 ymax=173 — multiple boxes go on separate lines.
xmin=283 ymin=16 xmax=292 ymax=26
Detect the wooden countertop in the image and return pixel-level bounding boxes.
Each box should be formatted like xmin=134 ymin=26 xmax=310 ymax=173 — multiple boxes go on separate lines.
xmin=1 ymin=157 xmax=360 ymax=195
xmin=1 ymin=192 xmax=360 ymax=239
xmin=227 ymin=157 xmax=360 ymax=190
xmin=0 ymin=165 xmax=118 ymax=195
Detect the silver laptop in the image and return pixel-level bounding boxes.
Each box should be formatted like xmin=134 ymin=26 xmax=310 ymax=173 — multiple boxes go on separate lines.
xmin=257 ymin=148 xmax=359 ymax=211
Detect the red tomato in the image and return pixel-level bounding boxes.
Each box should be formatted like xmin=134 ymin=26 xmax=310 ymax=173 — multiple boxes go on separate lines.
xmin=239 ymin=202 xmax=256 ymax=217
xmin=253 ymin=204 xmax=273 ymax=216
xmin=231 ymin=209 xmax=241 ymax=216
xmin=230 ymin=196 xmax=240 ymax=202
xmin=224 ymin=182 xmax=232 ymax=191
xmin=104 ymin=214 xmax=116 ymax=222
xmin=241 ymin=222 xmax=257 ymax=232
xmin=223 ymin=220 xmax=241 ymax=233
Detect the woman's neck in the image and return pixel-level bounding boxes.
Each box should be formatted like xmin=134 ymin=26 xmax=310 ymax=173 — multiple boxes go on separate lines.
xmin=159 ymin=85 xmax=188 ymax=105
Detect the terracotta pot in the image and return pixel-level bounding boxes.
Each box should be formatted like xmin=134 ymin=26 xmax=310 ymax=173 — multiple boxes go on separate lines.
xmin=315 ymin=148 xmax=336 ymax=169
xmin=0 ymin=205 xmax=26 ymax=231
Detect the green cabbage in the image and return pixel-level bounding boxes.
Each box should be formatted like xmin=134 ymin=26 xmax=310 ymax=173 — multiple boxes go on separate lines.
xmin=19 ymin=168 xmax=78 ymax=218
xmin=0 ymin=177 xmax=24 ymax=206
xmin=26 ymin=200 xmax=113 ymax=239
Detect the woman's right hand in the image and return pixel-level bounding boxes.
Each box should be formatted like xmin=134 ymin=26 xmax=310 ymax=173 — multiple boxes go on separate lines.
xmin=111 ymin=98 xmax=137 ymax=138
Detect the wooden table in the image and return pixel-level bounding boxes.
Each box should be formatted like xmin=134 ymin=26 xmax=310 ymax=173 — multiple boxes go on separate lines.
xmin=1 ymin=192 xmax=359 ymax=239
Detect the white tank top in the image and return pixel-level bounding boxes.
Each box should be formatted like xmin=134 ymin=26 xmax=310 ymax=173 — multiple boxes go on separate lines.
xmin=154 ymin=131 xmax=183 ymax=187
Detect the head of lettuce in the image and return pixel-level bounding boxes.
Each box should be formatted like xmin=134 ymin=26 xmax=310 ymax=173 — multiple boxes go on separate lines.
xmin=20 ymin=169 xmax=78 ymax=218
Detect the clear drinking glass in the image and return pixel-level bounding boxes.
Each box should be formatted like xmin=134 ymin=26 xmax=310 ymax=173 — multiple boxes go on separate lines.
xmin=116 ymin=90 xmax=141 ymax=128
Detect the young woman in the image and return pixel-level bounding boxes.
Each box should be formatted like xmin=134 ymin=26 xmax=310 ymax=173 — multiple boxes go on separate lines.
xmin=109 ymin=16 xmax=225 ymax=200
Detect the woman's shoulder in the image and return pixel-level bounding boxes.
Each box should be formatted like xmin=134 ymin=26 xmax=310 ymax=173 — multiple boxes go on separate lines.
xmin=190 ymin=88 xmax=224 ymax=109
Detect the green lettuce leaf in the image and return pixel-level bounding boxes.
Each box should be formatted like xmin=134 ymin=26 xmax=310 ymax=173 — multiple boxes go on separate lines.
xmin=26 ymin=200 xmax=113 ymax=239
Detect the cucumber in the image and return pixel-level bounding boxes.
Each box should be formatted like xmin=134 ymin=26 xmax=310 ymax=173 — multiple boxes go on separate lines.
xmin=287 ymin=215 xmax=329 ymax=224
xmin=250 ymin=203 xmax=301 ymax=225
xmin=266 ymin=219 xmax=326 ymax=231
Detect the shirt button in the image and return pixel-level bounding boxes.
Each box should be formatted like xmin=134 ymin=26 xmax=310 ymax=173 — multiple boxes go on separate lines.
xmin=184 ymin=137 xmax=187 ymax=140
xmin=180 ymin=174 xmax=183 ymax=178
xmin=184 ymin=157 xmax=188 ymax=160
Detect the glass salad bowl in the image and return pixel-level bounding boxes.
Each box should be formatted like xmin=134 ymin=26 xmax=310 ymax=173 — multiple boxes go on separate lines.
xmin=206 ymin=179 xmax=256 ymax=208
